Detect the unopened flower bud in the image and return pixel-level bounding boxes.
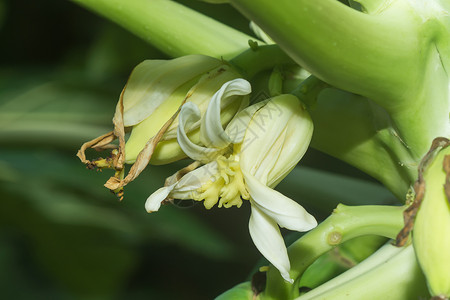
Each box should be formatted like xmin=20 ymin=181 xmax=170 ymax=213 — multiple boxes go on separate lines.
xmin=238 ymin=94 xmax=314 ymax=188
xmin=413 ymin=138 xmax=450 ymax=298
xmin=123 ymin=54 xmax=248 ymax=165
xmin=77 ymin=55 xmax=249 ymax=198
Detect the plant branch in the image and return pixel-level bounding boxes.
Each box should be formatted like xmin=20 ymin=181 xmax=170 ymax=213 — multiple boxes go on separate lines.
xmin=229 ymin=0 xmax=420 ymax=102
xmin=262 ymin=204 xmax=404 ymax=300
xmin=292 ymin=79 xmax=417 ymax=199
xmin=71 ymin=0 xmax=255 ymax=59
xmin=230 ymin=44 xmax=295 ymax=78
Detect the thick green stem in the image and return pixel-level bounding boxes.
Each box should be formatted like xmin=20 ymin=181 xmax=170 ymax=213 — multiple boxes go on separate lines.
xmin=229 ymin=0 xmax=420 ymax=103
xmin=310 ymin=88 xmax=418 ymax=199
xmin=296 ymin=244 xmax=429 ymax=300
xmin=262 ymin=204 xmax=404 ymax=300
xmin=290 ymin=76 xmax=330 ymax=110
xmin=230 ymin=45 xmax=295 ymax=78
xmin=292 ymin=79 xmax=416 ymax=199
xmin=71 ymin=0 xmax=254 ymax=59
xmin=230 ymin=0 xmax=450 ymax=162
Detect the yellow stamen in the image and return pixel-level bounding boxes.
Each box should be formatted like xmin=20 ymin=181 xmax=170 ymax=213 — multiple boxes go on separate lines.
xmin=197 ymin=176 xmax=225 ymax=209
xmin=194 ymin=153 xmax=249 ymax=209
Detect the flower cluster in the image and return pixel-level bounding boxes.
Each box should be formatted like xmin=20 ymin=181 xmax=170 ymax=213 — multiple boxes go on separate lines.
xmin=77 ymin=55 xmax=248 ymax=195
xmin=146 ymin=78 xmax=317 ymax=282
xmin=78 ymin=57 xmax=317 ymax=282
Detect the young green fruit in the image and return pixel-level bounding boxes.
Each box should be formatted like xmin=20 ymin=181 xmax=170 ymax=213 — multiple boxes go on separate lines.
xmin=413 ymin=138 xmax=450 ymax=298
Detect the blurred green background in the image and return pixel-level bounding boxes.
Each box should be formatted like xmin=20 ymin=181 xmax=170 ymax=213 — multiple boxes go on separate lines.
xmin=0 ymin=1 xmax=396 ymax=299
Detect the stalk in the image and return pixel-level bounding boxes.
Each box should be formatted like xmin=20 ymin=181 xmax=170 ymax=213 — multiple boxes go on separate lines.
xmin=292 ymin=79 xmax=416 ymax=199
xmin=229 ymin=0 xmax=450 ymax=162
xmin=228 ymin=0 xmax=420 ymax=103
xmin=71 ymin=0 xmax=255 ymax=59
xmin=296 ymin=244 xmax=429 ymax=300
xmin=229 ymin=45 xmax=295 ymax=78
xmin=413 ymin=138 xmax=450 ymax=297
xmin=262 ymin=204 xmax=404 ymax=300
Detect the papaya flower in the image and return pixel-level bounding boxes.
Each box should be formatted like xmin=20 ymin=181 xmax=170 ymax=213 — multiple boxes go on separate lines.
xmin=146 ymin=78 xmax=317 ymax=282
xmin=410 ymin=138 xmax=450 ymax=298
xmin=77 ymin=55 xmax=248 ymax=196
xmin=123 ymin=55 xmax=248 ymax=165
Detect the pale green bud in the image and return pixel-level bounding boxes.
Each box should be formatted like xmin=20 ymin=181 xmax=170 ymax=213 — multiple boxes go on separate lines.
xmin=238 ymin=94 xmax=314 ymax=188
xmin=413 ymin=138 xmax=450 ymax=298
xmin=121 ymin=55 xmax=248 ymax=165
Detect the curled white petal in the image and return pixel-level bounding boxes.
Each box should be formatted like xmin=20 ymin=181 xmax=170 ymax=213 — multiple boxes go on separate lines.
xmin=177 ymin=102 xmax=222 ymax=163
xmin=249 ymin=205 xmax=293 ymax=283
xmin=244 ymin=170 xmax=317 ymax=232
xmin=145 ymin=183 xmax=177 ymax=213
xmin=201 ymin=79 xmax=251 ymax=148
xmin=170 ymin=162 xmax=218 ymax=199
xmin=145 ymin=162 xmax=218 ymax=212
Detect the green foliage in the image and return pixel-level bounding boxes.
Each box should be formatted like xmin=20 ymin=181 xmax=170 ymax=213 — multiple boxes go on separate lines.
xmin=298 ymin=235 xmax=387 ymax=292
xmin=2 ymin=0 xmax=432 ymax=299
xmin=0 ymin=1 xmax=251 ymax=298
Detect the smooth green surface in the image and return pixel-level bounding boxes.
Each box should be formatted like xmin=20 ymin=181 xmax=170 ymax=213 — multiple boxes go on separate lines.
xmin=262 ymin=205 xmax=404 ymax=300
xmin=5 ymin=0 xmax=449 ymax=299
xmin=414 ymin=144 xmax=450 ymax=296
xmin=72 ymin=0 xmax=254 ymax=59
xmin=296 ymin=244 xmax=429 ymax=300
xmin=230 ymin=0 xmax=450 ymax=179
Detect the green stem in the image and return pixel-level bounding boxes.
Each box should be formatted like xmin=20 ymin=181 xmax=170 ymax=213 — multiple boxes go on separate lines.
xmin=290 ymin=76 xmax=330 ymax=110
xmin=229 ymin=44 xmax=295 ymax=78
xmin=291 ymin=78 xmax=416 ymax=199
xmin=229 ymin=0 xmax=450 ymax=161
xmin=71 ymin=0 xmax=255 ymax=59
xmin=310 ymin=87 xmax=418 ymax=199
xmin=262 ymin=204 xmax=404 ymax=300
xmin=296 ymin=244 xmax=429 ymax=300
xmin=228 ymin=0 xmax=420 ymax=102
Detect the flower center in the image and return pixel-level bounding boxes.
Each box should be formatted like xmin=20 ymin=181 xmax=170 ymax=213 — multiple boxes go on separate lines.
xmin=193 ymin=154 xmax=250 ymax=209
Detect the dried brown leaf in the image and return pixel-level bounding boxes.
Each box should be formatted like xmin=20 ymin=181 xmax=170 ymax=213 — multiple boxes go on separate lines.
xmin=104 ymin=95 xmax=190 ymax=191
xmin=76 ymin=131 xmax=116 ymax=164
xmin=396 ymin=179 xmax=425 ymax=246
xmin=396 ymin=137 xmax=450 ymax=246
xmin=79 ymin=79 xmax=207 ymax=199
xmin=111 ymin=87 xmax=126 ymax=171
xmin=444 ymin=155 xmax=450 ymax=204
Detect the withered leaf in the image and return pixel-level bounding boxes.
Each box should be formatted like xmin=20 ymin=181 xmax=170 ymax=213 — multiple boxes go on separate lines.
xmin=396 ymin=137 xmax=450 ymax=246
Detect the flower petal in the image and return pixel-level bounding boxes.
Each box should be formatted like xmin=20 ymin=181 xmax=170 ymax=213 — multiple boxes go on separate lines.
xmin=249 ymin=205 xmax=293 ymax=283
xmin=200 ymin=79 xmax=251 ymax=148
xmin=244 ymin=170 xmax=317 ymax=231
xmin=170 ymin=161 xmax=218 ymax=199
xmin=123 ymin=55 xmax=220 ymax=126
xmin=145 ymin=183 xmax=176 ymax=212
xmin=239 ymin=95 xmax=313 ymax=187
xmin=225 ymin=100 xmax=268 ymax=144
xmin=177 ymin=102 xmax=223 ymax=163
xmin=145 ymin=162 xmax=218 ymax=212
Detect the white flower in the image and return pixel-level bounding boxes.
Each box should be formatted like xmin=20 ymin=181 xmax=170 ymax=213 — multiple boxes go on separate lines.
xmin=145 ymin=78 xmax=317 ymax=283
xmin=122 ymin=55 xmax=248 ymax=164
